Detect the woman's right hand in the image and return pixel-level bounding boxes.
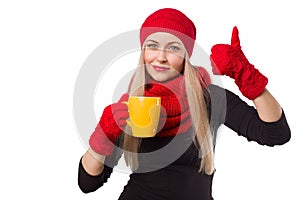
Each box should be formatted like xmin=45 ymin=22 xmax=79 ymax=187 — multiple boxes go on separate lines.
xmin=89 ymin=94 xmax=129 ymax=156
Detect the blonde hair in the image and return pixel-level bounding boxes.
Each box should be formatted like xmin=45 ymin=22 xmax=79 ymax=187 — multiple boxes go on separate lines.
xmin=123 ymin=49 xmax=214 ymax=175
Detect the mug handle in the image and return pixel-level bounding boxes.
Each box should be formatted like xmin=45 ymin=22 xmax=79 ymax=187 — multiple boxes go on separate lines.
xmin=121 ymin=101 xmax=131 ymax=127
xmin=126 ymin=120 xmax=132 ymax=127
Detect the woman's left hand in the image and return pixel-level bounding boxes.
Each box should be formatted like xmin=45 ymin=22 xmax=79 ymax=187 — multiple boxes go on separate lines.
xmin=210 ymin=26 xmax=268 ymax=100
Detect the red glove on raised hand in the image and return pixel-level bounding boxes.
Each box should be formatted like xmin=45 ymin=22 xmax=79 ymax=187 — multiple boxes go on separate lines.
xmin=89 ymin=94 xmax=129 ymax=156
xmin=210 ymin=26 xmax=268 ymax=100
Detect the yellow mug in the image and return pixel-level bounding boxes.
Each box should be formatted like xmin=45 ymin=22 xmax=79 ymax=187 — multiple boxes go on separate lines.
xmin=123 ymin=96 xmax=161 ymax=137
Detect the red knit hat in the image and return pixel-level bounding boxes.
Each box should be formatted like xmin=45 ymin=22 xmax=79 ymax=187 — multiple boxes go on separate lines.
xmin=140 ymin=8 xmax=196 ymax=57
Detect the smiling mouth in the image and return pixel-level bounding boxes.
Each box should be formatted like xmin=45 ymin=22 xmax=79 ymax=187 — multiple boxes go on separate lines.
xmin=153 ymin=65 xmax=170 ymax=72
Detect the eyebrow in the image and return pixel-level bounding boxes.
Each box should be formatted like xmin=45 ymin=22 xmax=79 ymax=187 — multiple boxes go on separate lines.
xmin=145 ymin=39 xmax=182 ymax=46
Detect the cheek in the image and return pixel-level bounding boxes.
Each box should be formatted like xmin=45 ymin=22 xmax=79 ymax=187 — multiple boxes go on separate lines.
xmin=144 ymin=50 xmax=155 ymax=64
xmin=169 ymin=56 xmax=184 ymax=71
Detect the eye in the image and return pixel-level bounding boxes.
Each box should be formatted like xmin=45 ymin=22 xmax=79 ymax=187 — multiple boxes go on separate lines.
xmin=146 ymin=43 xmax=158 ymax=49
xmin=168 ymin=46 xmax=180 ymax=51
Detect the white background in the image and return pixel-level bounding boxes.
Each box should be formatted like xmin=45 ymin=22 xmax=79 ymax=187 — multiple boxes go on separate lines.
xmin=1 ymin=0 xmax=299 ymax=199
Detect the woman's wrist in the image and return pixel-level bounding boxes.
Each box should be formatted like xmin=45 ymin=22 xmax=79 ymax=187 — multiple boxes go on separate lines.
xmin=253 ymin=89 xmax=282 ymax=122
xmin=82 ymin=148 xmax=106 ymax=176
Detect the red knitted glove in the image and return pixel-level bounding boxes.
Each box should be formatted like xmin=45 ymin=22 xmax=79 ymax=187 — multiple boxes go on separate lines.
xmin=210 ymin=26 xmax=268 ymax=100
xmin=89 ymin=94 xmax=129 ymax=156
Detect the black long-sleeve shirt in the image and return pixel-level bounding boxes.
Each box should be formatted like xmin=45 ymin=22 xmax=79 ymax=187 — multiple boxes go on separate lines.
xmin=78 ymin=85 xmax=291 ymax=200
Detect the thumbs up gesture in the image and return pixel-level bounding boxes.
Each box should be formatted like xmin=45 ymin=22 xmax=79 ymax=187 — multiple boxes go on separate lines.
xmin=210 ymin=27 xmax=268 ymax=100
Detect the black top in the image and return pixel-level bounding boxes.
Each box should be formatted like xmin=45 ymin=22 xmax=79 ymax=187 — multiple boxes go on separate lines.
xmin=78 ymin=85 xmax=291 ymax=200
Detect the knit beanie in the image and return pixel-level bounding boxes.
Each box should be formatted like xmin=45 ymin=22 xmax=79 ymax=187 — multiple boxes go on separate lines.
xmin=140 ymin=8 xmax=196 ymax=57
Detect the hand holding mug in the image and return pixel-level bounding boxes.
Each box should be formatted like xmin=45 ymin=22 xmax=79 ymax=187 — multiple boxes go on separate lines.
xmin=89 ymin=94 xmax=129 ymax=156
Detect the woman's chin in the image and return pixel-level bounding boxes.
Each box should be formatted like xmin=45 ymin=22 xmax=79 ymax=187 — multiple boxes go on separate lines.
xmin=149 ymin=74 xmax=169 ymax=82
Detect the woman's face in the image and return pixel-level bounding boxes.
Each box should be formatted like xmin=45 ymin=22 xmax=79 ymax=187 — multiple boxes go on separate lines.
xmin=143 ymin=32 xmax=186 ymax=82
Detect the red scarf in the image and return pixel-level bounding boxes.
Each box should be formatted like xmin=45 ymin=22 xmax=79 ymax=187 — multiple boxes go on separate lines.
xmin=144 ymin=67 xmax=211 ymax=137
xmin=144 ymin=75 xmax=191 ymax=137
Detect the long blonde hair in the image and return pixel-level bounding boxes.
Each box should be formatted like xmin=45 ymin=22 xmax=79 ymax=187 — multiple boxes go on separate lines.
xmin=123 ymin=50 xmax=214 ymax=175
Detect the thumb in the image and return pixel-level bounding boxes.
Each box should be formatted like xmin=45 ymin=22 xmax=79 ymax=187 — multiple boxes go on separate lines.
xmin=118 ymin=93 xmax=129 ymax=103
xmin=231 ymin=26 xmax=240 ymax=47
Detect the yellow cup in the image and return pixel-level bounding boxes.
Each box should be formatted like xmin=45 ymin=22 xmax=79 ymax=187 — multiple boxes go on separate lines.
xmin=123 ymin=96 xmax=161 ymax=138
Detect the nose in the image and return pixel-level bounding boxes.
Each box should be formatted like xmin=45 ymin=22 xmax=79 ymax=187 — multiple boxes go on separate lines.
xmin=156 ymin=49 xmax=167 ymax=63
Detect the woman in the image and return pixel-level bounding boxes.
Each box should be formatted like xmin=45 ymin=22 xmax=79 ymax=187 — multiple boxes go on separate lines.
xmin=78 ymin=8 xmax=291 ymax=199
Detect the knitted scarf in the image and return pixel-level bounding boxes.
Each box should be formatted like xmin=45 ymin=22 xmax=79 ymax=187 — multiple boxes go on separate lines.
xmin=144 ymin=75 xmax=191 ymax=137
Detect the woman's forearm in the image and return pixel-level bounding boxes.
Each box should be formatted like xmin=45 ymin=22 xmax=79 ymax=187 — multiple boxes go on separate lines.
xmin=253 ymin=89 xmax=282 ymax=122
xmin=82 ymin=148 xmax=106 ymax=176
